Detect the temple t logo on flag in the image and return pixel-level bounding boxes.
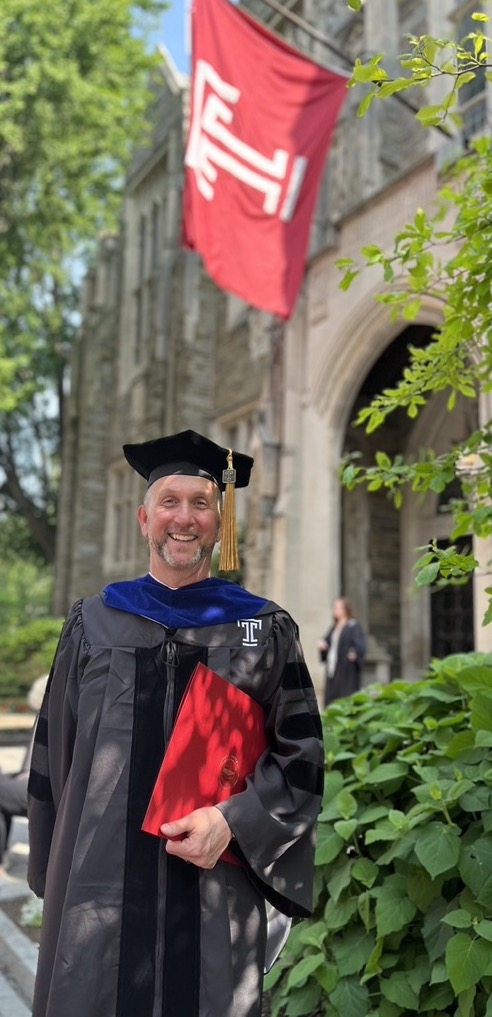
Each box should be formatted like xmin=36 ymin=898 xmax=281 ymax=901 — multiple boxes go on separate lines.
xmin=182 ymin=0 xmax=349 ymax=320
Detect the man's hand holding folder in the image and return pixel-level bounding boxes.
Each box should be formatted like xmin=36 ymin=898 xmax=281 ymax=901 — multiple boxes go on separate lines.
xmin=142 ymin=662 xmax=268 ymax=867
xmin=161 ymin=806 xmax=234 ymax=869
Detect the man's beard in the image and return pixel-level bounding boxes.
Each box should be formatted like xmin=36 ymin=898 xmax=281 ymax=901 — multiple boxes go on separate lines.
xmin=150 ymin=534 xmax=217 ymax=571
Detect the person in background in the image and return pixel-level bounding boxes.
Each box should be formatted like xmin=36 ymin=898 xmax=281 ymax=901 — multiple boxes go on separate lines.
xmin=27 ymin=429 xmax=323 ymax=1017
xmin=318 ymin=596 xmax=366 ymax=706
xmin=0 ymin=674 xmax=48 ymax=880
xmin=0 ymin=761 xmax=29 ymax=880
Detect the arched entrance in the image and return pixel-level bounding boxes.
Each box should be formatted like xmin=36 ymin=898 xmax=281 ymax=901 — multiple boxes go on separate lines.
xmin=341 ymin=324 xmax=478 ymax=681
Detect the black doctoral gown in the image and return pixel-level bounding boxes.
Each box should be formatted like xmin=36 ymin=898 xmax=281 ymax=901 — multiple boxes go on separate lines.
xmin=28 ymin=585 xmax=323 ymax=1017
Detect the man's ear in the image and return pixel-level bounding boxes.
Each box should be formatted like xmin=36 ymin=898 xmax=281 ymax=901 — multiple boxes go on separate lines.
xmin=137 ymin=504 xmax=149 ymax=538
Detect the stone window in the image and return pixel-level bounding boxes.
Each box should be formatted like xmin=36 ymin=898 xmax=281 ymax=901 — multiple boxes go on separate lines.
xmin=454 ymin=2 xmax=487 ymax=141
xmin=150 ymin=201 xmax=160 ymax=272
xmin=134 ymin=213 xmax=147 ymax=365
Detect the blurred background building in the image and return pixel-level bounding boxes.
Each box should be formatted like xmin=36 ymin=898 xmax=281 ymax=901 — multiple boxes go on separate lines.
xmin=53 ymin=0 xmax=491 ymax=690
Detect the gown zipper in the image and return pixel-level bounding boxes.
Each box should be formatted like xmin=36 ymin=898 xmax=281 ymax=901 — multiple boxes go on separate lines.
xmin=153 ymin=630 xmax=179 ymax=1017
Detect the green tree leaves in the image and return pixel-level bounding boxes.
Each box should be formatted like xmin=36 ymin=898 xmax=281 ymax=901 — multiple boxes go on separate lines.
xmin=0 ymin=0 xmax=165 ymax=559
xmin=338 ymin=9 xmax=492 ymax=617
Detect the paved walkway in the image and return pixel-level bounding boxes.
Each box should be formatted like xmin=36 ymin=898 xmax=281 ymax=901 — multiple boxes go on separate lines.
xmin=0 ymin=716 xmax=38 ymax=1015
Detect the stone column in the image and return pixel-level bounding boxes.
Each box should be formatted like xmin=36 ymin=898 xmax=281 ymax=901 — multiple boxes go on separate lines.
xmin=358 ymin=0 xmax=400 ymax=198
xmin=296 ymin=404 xmax=343 ymax=695
xmin=268 ymin=299 xmax=341 ymax=695
xmin=363 ymin=0 xmax=399 ymax=58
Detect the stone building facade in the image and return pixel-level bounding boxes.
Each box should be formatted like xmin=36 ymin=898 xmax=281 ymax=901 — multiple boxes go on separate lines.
xmin=54 ymin=0 xmax=492 ymax=692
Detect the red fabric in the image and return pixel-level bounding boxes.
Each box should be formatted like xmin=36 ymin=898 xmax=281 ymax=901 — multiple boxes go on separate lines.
xmin=141 ymin=662 xmax=267 ymax=864
xmin=182 ymin=0 xmax=349 ymax=319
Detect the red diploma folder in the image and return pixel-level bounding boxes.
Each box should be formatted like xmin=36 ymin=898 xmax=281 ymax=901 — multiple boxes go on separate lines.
xmin=141 ymin=662 xmax=267 ymax=863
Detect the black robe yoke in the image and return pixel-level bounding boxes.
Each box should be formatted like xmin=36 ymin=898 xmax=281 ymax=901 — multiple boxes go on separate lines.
xmin=28 ymin=594 xmax=323 ymax=1017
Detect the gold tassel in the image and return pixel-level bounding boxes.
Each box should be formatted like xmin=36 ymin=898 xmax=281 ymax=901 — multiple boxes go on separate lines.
xmin=219 ymin=450 xmax=240 ymax=572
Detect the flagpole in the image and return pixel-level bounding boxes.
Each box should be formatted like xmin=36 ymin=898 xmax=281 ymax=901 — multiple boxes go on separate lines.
xmin=239 ymin=0 xmax=451 ymax=138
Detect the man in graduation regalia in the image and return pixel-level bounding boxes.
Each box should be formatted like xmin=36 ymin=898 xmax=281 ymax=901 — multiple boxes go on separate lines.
xmin=27 ymin=429 xmax=324 ymax=1017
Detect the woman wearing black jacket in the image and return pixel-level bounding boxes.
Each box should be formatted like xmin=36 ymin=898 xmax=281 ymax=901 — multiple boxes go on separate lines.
xmin=318 ymin=597 xmax=366 ymax=706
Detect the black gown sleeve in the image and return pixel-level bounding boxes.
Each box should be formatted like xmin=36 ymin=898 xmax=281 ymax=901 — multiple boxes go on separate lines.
xmin=27 ymin=602 xmax=84 ymax=898
xmin=216 ymin=611 xmax=324 ymax=917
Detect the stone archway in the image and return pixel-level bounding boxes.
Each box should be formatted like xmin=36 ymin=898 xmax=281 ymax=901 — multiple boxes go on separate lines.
xmin=278 ymin=284 xmax=481 ymax=687
xmin=316 ymin=313 xmax=478 ymax=683
xmin=340 ymin=324 xmax=438 ymax=680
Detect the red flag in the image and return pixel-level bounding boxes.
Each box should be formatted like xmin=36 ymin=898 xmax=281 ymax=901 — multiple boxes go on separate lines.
xmin=182 ymin=0 xmax=349 ymax=319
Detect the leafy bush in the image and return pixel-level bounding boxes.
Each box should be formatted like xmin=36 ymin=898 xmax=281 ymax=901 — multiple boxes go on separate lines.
xmin=0 ymin=616 xmax=63 ymax=701
xmin=266 ymin=653 xmax=492 ymax=1017
xmin=0 ymin=558 xmax=54 ymax=629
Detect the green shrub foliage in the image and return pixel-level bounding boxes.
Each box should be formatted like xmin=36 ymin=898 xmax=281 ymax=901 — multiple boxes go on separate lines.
xmin=0 ymin=617 xmax=63 ymax=700
xmin=266 ymin=654 xmax=492 ymax=1017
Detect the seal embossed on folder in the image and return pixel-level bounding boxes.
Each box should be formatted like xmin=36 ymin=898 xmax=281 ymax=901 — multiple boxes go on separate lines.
xmin=141 ymin=662 xmax=267 ymax=862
